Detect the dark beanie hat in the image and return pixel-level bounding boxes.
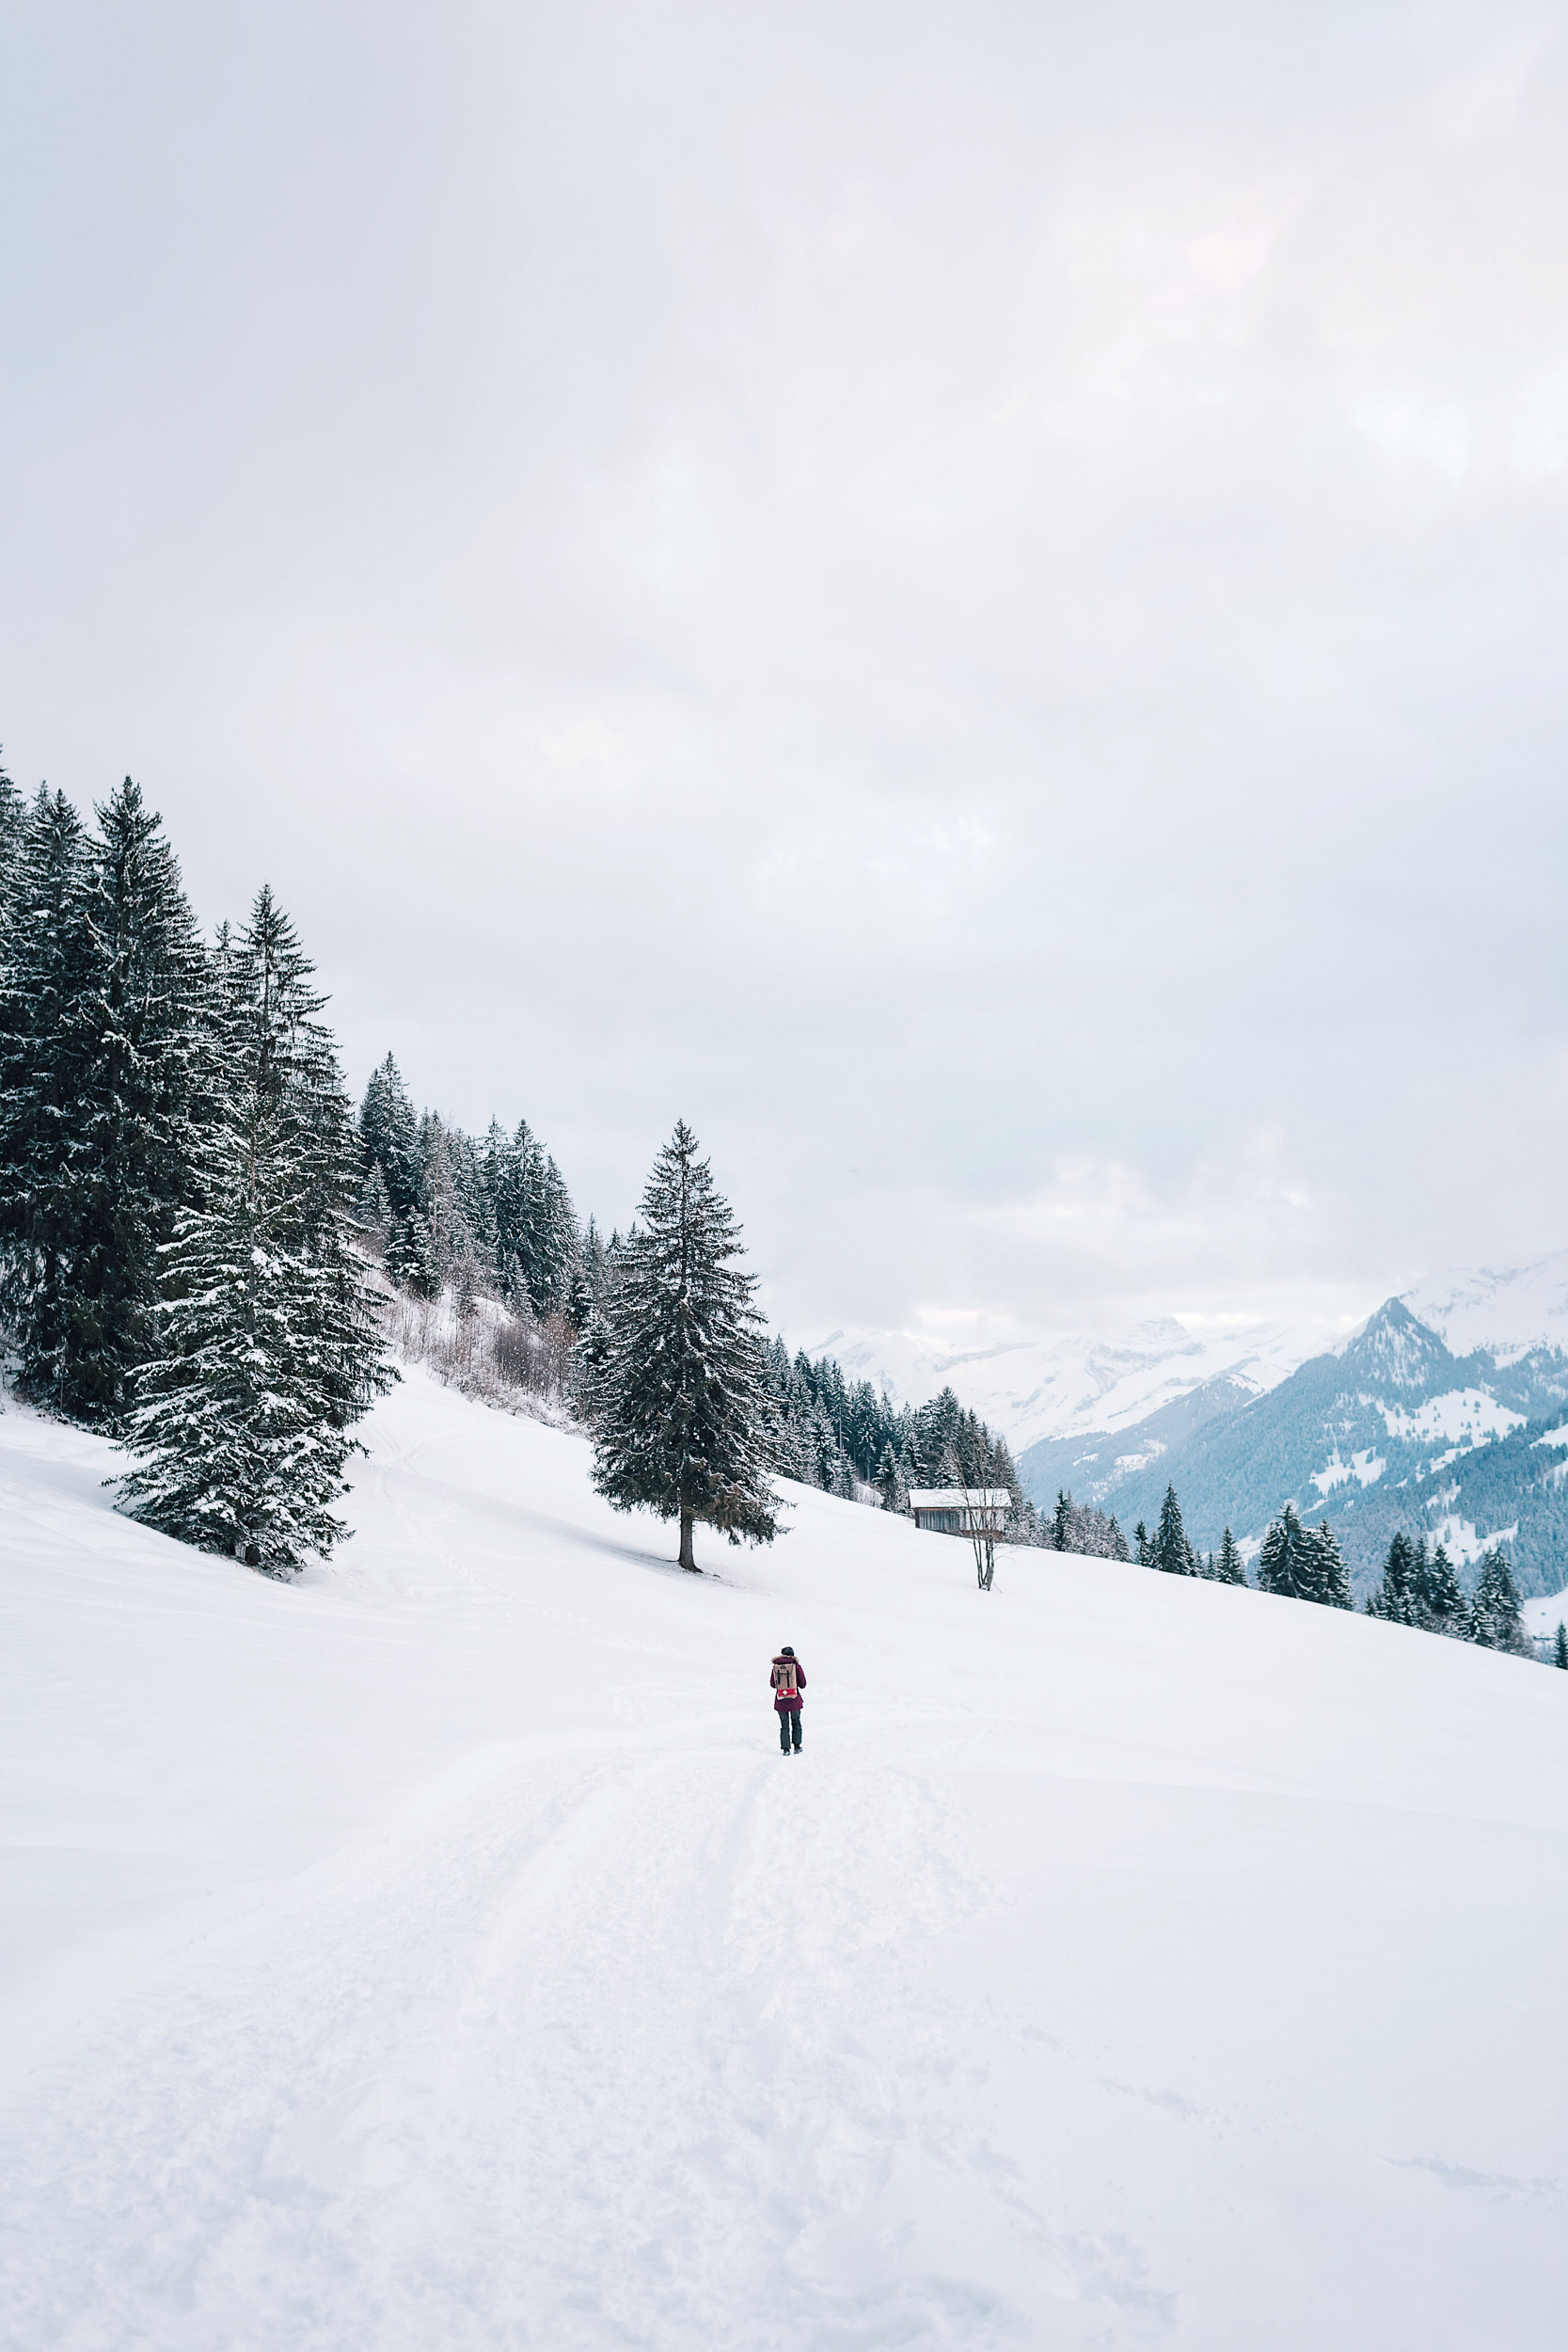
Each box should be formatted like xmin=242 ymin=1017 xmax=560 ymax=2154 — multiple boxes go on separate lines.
xmin=780 ymin=1645 xmax=795 ymax=1656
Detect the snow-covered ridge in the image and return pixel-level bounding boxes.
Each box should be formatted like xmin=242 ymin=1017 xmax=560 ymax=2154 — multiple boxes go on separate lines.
xmin=1401 ymin=1248 xmax=1568 ymax=1365
xmin=795 ymin=1310 xmax=1336 ymax=1454
xmin=794 ymin=1253 xmax=1568 ymax=1463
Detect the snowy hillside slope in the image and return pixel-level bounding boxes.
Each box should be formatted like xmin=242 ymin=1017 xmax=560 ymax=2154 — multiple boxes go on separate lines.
xmin=4 ymin=1374 xmax=1568 ymax=2349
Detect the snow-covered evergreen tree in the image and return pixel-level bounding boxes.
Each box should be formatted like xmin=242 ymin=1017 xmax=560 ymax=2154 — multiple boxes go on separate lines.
xmin=1133 ymin=1518 xmax=1150 ymax=1565
xmin=0 ymin=754 xmax=24 ymax=898
xmin=1469 ymin=1546 xmax=1530 ymax=1656
xmin=386 ymin=1206 xmax=440 ymax=1297
xmin=0 ymin=779 xmax=210 ymax=1422
xmin=844 ymin=1378 xmax=886 ymax=1479
xmin=877 ymin=1442 xmax=907 ymax=1512
xmin=910 ymin=1387 xmax=966 ymax=1487
xmin=65 ymin=781 xmax=211 ymax=1422
xmin=1412 ymin=1538 xmax=1470 ymax=1639
xmin=759 ymin=1343 xmax=912 ymax=1496
xmin=356 ymin=1160 xmax=393 ymax=1244
xmin=1257 ymin=1503 xmax=1323 ymax=1600
xmin=807 ymin=1399 xmax=844 ymax=1490
xmin=483 ymin=1117 xmax=578 ymax=1316
xmin=1304 ymin=1518 xmax=1353 ymax=1609
xmin=589 ymin=1120 xmax=779 ymax=1571
xmin=1366 ymin=1531 xmax=1419 ymax=1625
xmin=1151 ymin=1484 xmax=1197 ymax=1575
xmin=1555 ymin=1622 xmax=1567 ymax=1670
xmin=417 ymin=1111 xmax=491 ymax=1285
xmin=579 ymin=1216 xmax=610 ymax=1307
xmin=121 ymin=890 xmax=392 ymax=1572
xmin=358 ymin=1055 xmax=421 ymax=1216
xmin=0 ymin=787 xmax=99 ymax=1409
xmin=1049 ymin=1488 xmax=1129 ymax=1559
xmin=759 ymin=1339 xmax=878 ymax=1496
xmin=1212 ymin=1527 xmax=1246 ymax=1584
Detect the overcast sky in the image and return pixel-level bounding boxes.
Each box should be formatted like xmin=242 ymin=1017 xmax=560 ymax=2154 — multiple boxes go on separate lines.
xmin=4 ymin=1 xmax=1566 ymax=1347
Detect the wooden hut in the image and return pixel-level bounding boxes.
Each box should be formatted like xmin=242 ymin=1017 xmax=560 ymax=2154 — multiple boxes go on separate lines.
xmin=907 ymin=1486 xmax=1010 ymax=1536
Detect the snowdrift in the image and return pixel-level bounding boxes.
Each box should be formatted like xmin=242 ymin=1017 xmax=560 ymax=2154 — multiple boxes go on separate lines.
xmin=3 ymin=1370 xmax=1566 ymax=2349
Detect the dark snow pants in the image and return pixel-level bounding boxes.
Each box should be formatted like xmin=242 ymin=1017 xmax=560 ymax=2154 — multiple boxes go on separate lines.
xmin=778 ymin=1708 xmax=802 ymax=1753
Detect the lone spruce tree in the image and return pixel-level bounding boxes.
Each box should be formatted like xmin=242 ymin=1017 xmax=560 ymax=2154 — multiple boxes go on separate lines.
xmin=1152 ymin=1484 xmax=1197 ymax=1575
xmin=589 ymin=1120 xmax=779 ymax=1571
xmin=121 ymin=891 xmax=392 ymax=1572
xmin=1257 ymin=1503 xmax=1320 ymax=1600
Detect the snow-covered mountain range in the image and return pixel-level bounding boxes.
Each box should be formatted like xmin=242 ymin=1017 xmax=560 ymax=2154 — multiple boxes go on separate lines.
xmin=1402 ymin=1251 xmax=1568 ymax=1362
xmin=800 ymin=1251 xmax=1568 ymax=1596
xmin=795 ymin=1309 xmax=1337 ymax=1458
xmin=1037 ymin=1297 xmax=1568 ymax=1596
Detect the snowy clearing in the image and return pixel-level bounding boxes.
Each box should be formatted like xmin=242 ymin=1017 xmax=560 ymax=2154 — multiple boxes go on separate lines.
xmin=1428 ymin=1511 xmax=1517 ymax=1567
xmin=4 ymin=1369 xmax=1567 ymax=2349
xmin=1310 ymin=1445 xmax=1387 ymax=1495
xmin=1374 ymin=1388 xmax=1527 ymax=1448
xmin=1525 ymin=1585 xmax=1568 ymax=1640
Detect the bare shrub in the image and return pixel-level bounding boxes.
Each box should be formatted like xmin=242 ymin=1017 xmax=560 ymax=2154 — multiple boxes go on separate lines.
xmin=386 ymin=1285 xmax=578 ymax=1430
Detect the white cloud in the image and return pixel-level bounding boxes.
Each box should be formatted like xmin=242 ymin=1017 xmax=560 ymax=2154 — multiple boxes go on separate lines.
xmin=539 ymin=722 xmax=629 ymax=774
xmin=3 ymin=1 xmax=1566 ymax=1341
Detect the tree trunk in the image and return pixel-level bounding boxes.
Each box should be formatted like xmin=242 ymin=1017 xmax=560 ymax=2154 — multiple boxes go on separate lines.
xmin=679 ymin=1509 xmax=698 ymax=1571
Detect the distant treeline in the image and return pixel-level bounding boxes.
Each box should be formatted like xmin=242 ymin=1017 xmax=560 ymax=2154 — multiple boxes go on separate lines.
xmin=1088 ymin=1476 xmax=1553 ymax=1662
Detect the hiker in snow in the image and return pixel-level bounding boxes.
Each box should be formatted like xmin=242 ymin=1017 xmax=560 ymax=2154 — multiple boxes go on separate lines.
xmin=771 ymin=1646 xmax=806 ymax=1753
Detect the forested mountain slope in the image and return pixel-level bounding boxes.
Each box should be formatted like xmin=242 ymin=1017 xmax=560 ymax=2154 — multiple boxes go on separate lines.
xmin=1021 ymin=1300 xmax=1568 ymax=1596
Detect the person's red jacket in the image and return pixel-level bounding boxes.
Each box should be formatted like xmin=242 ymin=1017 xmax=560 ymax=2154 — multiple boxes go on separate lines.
xmin=770 ymin=1655 xmax=806 ymax=1711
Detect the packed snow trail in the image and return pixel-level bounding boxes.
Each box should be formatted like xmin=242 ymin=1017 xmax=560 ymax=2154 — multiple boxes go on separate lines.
xmin=3 ymin=1373 xmax=1567 ymax=2347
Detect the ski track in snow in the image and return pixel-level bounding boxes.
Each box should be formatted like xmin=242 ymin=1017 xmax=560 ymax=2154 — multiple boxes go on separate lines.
xmin=1 ymin=1730 xmax=1115 ymax=2349
xmin=4 ymin=1369 xmax=1568 ymax=2348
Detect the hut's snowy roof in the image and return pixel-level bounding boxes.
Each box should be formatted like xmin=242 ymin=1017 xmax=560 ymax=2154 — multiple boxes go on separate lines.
xmin=907 ymin=1487 xmax=1010 ymax=1509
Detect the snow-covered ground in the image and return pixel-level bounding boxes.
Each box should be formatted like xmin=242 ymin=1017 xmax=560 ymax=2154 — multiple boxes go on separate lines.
xmin=4 ymin=1370 xmax=1567 ymax=2349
